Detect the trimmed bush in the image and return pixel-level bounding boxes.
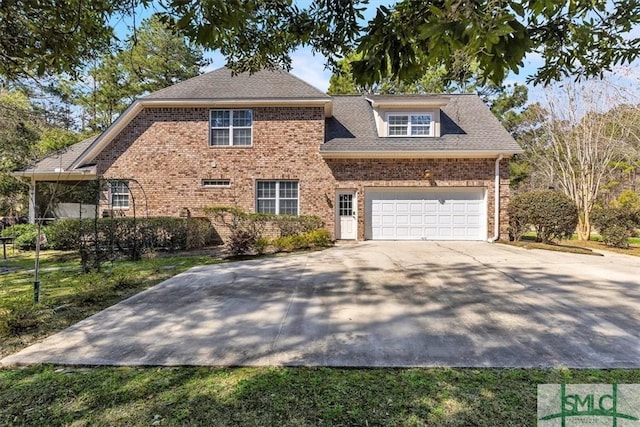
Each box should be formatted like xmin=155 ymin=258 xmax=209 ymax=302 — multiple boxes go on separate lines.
xmin=508 ymin=190 xmax=578 ymax=243
xmin=592 ymin=207 xmax=640 ymax=249
xmin=46 ymin=219 xmax=82 ymax=250
xmin=14 ymin=217 xmax=217 ymax=256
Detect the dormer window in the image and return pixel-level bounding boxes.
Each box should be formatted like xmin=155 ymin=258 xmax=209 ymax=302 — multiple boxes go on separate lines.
xmin=387 ymin=113 xmax=433 ymax=137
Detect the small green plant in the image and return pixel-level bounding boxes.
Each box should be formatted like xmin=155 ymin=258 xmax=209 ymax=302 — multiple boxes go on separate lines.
xmin=2 ymin=224 xmax=45 ymax=250
xmin=508 ymin=190 xmax=578 ymax=243
xmin=272 ymin=229 xmax=333 ymax=252
xmin=205 ymin=206 xmax=327 ymax=255
xmin=1 ymin=297 xmax=50 ymax=335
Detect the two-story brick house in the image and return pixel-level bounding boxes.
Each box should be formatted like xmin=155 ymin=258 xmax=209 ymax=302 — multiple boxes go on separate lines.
xmin=18 ymin=67 xmax=522 ymax=241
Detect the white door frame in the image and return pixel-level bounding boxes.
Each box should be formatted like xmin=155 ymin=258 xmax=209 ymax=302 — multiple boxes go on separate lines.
xmin=336 ymin=190 xmax=357 ymax=240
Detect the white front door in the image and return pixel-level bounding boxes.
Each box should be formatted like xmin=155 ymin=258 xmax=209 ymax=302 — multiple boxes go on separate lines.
xmin=338 ymin=192 xmax=357 ymax=240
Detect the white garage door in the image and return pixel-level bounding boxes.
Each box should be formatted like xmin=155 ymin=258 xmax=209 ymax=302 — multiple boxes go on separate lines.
xmin=366 ymin=188 xmax=486 ymax=241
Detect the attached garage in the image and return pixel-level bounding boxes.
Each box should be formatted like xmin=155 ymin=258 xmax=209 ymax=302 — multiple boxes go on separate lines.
xmin=365 ymin=188 xmax=486 ymax=241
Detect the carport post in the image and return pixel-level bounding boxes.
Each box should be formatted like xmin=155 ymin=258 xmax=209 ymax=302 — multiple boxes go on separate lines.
xmin=28 ymin=177 xmax=36 ymax=224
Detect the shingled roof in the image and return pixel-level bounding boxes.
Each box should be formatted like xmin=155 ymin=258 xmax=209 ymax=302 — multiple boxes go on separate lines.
xmin=144 ymin=67 xmax=329 ymax=100
xmin=14 ymin=135 xmax=98 ymax=179
xmin=323 ymin=94 xmax=522 ymax=155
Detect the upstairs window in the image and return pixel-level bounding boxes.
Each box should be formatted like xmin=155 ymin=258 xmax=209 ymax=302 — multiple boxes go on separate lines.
xmin=256 ymin=181 xmax=298 ymax=215
xmin=210 ymin=109 xmax=253 ymax=146
xmin=110 ymin=180 xmax=129 ymax=209
xmin=387 ymin=113 xmax=433 ymax=137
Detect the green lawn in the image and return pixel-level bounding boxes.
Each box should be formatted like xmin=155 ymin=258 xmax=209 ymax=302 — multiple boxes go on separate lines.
xmin=0 ymin=249 xmax=221 ymax=357
xmin=508 ymin=233 xmax=640 ymax=257
xmin=1 ymin=366 xmax=639 ymax=426
xmin=2 ymin=249 xmax=640 ymax=426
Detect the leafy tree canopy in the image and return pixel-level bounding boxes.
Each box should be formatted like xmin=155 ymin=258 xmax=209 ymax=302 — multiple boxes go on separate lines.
xmin=328 ymin=52 xmax=530 ymax=126
xmin=63 ymin=15 xmax=208 ymax=131
xmin=3 ymin=1 xmax=640 ymax=86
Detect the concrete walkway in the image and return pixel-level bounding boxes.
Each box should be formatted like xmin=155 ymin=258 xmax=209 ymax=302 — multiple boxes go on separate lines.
xmin=2 ymin=241 xmax=640 ymax=368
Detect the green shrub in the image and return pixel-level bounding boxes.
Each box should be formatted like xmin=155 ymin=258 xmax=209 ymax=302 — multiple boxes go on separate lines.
xmin=617 ymin=190 xmax=640 ymax=210
xmin=46 ymin=219 xmax=82 ymax=250
xmin=272 ymin=229 xmax=333 ymax=252
xmin=2 ymin=224 xmax=47 ymax=250
xmin=254 ymin=237 xmax=270 ymax=255
xmin=1 ymin=223 xmax=37 ymax=239
xmin=592 ymin=207 xmax=640 ymax=249
xmin=508 ymin=190 xmax=578 ymax=243
xmin=306 ymin=229 xmax=333 ymax=247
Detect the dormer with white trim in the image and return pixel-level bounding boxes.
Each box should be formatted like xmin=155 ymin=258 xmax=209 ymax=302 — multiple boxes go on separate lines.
xmin=366 ymin=95 xmax=449 ymax=138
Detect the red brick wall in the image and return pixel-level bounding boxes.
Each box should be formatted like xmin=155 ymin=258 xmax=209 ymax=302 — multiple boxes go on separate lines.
xmin=95 ymin=106 xmax=511 ymax=241
xmin=95 ymin=106 xmax=337 ymax=234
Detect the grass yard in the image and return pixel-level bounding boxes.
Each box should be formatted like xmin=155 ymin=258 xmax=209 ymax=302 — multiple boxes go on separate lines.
xmin=1 ymin=365 xmax=639 ymax=426
xmin=2 ymin=247 xmax=640 ymax=426
xmin=564 ymin=236 xmax=640 ymax=257
xmin=0 ymin=249 xmax=222 ymax=358
xmin=504 ymin=233 xmax=640 ymax=257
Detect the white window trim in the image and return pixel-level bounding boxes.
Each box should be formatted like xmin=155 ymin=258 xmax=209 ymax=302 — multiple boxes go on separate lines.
xmin=385 ymin=112 xmax=434 ymax=137
xmin=209 ymin=109 xmax=253 ymax=146
xmin=110 ymin=180 xmax=130 ymax=210
xmin=202 ymin=179 xmax=231 ymax=188
xmin=256 ymin=180 xmax=299 ymax=216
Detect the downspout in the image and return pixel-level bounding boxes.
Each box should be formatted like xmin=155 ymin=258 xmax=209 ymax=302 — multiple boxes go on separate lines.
xmin=488 ymin=154 xmax=504 ymax=243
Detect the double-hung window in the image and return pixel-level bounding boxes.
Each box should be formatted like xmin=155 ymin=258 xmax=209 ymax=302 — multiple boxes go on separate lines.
xmin=110 ymin=180 xmax=129 ymax=209
xmin=387 ymin=113 xmax=433 ymax=136
xmin=256 ymin=181 xmax=298 ymax=215
xmin=210 ymin=109 xmax=252 ymax=146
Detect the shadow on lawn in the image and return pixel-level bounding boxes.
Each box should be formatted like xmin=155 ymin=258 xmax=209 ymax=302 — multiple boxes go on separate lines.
xmin=3 ymin=364 xmax=640 ymax=426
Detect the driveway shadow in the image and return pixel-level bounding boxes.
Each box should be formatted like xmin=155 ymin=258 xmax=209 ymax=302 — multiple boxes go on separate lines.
xmin=2 ymin=242 xmax=639 ymax=368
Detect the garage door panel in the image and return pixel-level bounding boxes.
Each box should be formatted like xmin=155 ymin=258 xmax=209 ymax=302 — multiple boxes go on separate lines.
xmin=452 ymin=215 xmax=467 ymax=225
xmin=409 ymin=203 xmax=423 ymax=213
xmin=381 ymin=215 xmax=395 ymax=226
xmin=367 ymin=188 xmax=485 ymax=241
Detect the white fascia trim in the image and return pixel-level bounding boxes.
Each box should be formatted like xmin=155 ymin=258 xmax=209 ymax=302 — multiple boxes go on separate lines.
xmin=72 ymin=97 xmax=333 ymax=168
xmin=11 ymin=169 xmax=97 ymax=182
xmin=320 ymin=150 xmax=519 ymax=159
xmin=365 ymin=96 xmax=450 ymax=108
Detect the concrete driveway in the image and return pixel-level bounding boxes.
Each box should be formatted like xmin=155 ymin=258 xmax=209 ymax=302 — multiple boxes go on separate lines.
xmin=2 ymin=241 xmax=640 ymax=368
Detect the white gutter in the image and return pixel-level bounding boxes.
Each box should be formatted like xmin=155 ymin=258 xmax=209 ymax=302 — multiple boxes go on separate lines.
xmin=489 ymin=154 xmax=504 ymax=242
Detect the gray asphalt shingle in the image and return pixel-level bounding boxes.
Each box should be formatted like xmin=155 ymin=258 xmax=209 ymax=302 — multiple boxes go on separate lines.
xmin=323 ymin=94 xmax=522 ymax=153
xmin=19 ymin=136 xmax=98 ymax=175
xmin=143 ymin=67 xmax=329 ymax=100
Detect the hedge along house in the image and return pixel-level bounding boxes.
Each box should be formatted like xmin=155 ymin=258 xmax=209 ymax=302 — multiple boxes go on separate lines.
xmin=15 ymin=67 xmax=522 ymax=241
